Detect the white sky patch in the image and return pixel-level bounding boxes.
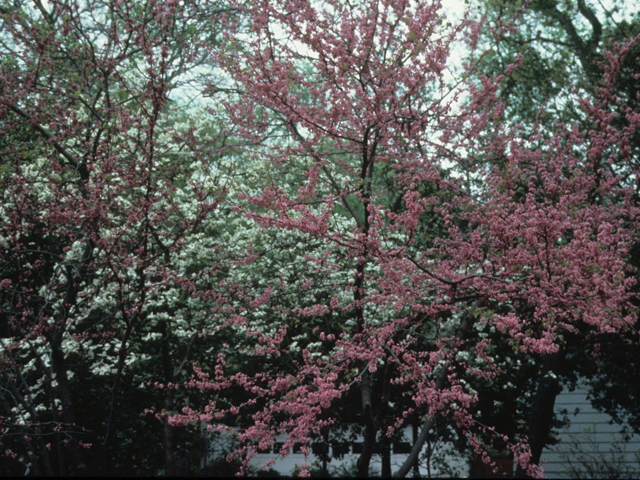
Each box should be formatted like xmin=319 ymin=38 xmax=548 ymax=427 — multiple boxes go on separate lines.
xmin=441 ymin=0 xmax=468 ymax=21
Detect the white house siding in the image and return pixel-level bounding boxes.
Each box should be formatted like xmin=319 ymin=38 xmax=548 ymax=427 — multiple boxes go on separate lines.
xmin=540 ymin=383 xmax=640 ymax=479
xmin=202 ymin=426 xmax=468 ymax=477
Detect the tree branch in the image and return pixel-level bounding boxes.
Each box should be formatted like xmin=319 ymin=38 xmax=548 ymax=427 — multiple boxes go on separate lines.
xmin=8 ymin=105 xmax=85 ymax=177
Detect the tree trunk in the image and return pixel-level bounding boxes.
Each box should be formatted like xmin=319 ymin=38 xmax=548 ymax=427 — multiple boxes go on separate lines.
xmin=50 ymin=340 xmax=83 ymax=476
xmin=164 ymin=389 xmax=176 ymax=476
xmin=99 ymin=320 xmax=135 ymax=475
xmin=357 ymin=370 xmax=377 ymax=478
xmin=515 ymin=349 xmax=565 ymax=478
xmin=321 ymin=425 xmax=329 ymax=477
xmin=411 ymin=422 xmax=420 ymax=478
xmin=381 ymin=434 xmax=391 ymax=478
xmin=161 ymin=319 xmax=177 ymax=476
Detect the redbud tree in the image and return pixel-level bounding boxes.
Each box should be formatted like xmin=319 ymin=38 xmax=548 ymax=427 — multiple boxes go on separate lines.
xmin=0 ymin=0 xmax=234 ymax=475
xmin=166 ymin=0 xmax=640 ymax=477
xmin=1 ymin=0 xmax=638 ymax=477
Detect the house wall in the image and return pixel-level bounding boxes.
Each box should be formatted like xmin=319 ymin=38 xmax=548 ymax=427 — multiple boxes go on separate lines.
xmin=540 ymin=383 xmax=640 ymax=479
